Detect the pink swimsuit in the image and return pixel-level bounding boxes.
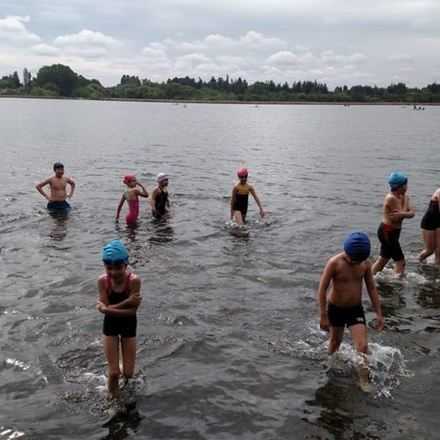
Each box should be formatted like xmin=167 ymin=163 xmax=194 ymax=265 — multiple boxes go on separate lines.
xmin=125 ymin=193 xmax=139 ymax=225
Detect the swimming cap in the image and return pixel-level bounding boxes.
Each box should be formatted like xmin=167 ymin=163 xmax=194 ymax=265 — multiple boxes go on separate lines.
xmin=237 ymin=168 xmax=248 ymax=177
xmin=53 ymin=162 xmax=64 ymax=170
xmin=343 ymin=232 xmax=371 ymax=261
xmin=388 ymin=171 xmax=408 ymax=191
xmin=123 ymin=175 xmax=136 ymax=185
xmin=157 ymin=173 xmax=168 ymax=183
xmin=102 ymin=240 xmax=129 ymax=264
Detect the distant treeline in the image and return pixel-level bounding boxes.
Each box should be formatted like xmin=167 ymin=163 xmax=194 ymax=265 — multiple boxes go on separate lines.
xmin=1 ymin=64 xmax=440 ymax=103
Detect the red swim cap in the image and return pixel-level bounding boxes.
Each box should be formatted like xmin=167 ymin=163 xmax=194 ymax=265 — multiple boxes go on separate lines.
xmin=123 ymin=175 xmax=135 ymax=185
xmin=237 ymin=167 xmax=248 ymax=177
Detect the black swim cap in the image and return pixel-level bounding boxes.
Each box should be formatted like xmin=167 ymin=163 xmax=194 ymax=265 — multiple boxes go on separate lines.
xmin=53 ymin=162 xmax=64 ymax=170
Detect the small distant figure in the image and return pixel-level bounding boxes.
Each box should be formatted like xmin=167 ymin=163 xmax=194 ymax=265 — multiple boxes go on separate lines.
xmin=35 ymin=162 xmax=75 ymax=211
xmin=116 ymin=175 xmax=148 ymax=225
xmin=151 ymin=173 xmax=170 ymax=219
xmin=97 ymin=240 xmax=142 ymax=400
xmin=318 ymin=232 xmax=384 ymax=391
xmin=372 ymin=172 xmax=415 ymax=276
xmin=419 ymin=188 xmax=440 ymax=263
xmin=230 ymin=168 xmax=265 ymax=225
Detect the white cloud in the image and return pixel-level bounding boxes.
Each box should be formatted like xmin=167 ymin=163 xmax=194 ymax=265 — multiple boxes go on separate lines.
xmin=54 ymin=29 xmax=121 ymax=50
xmin=388 ymin=54 xmax=413 ymax=63
xmin=239 ymin=31 xmax=286 ymax=51
xmin=31 ymin=43 xmax=60 ymax=56
xmin=267 ymin=51 xmax=299 ymax=67
xmin=175 ymin=53 xmax=211 ymax=70
xmin=142 ymin=47 xmax=168 ymax=60
xmin=0 ymin=16 xmax=40 ymax=45
xmin=320 ymin=50 xmax=367 ymax=65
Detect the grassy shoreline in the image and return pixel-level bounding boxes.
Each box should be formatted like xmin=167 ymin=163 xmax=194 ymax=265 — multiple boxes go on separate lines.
xmin=0 ymin=94 xmax=438 ymax=106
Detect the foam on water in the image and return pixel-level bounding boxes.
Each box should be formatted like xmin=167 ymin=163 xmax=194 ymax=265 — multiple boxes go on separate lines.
xmin=0 ymin=428 xmax=25 ymax=439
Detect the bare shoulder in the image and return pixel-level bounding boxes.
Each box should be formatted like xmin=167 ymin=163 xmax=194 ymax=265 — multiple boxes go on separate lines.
xmin=129 ymin=273 xmax=141 ymax=285
xmin=385 ymin=193 xmax=399 ymax=207
xmin=384 ymin=193 xmax=395 ymax=203
xmin=98 ymin=273 xmax=107 ymax=286
xmin=326 ymin=253 xmax=343 ymax=269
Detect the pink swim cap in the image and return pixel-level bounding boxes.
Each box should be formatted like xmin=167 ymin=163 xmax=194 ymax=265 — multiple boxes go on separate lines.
xmin=237 ymin=167 xmax=248 ymax=178
xmin=123 ymin=175 xmax=135 ymax=185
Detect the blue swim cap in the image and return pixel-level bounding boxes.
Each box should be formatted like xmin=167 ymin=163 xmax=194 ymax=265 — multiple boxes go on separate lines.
xmin=388 ymin=171 xmax=408 ymax=191
xmin=343 ymin=232 xmax=371 ymax=261
xmin=102 ymin=240 xmax=129 ymax=264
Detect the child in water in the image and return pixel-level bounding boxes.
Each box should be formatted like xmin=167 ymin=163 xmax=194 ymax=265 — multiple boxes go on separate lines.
xmin=230 ymin=168 xmax=265 ymax=225
xmin=372 ymin=172 xmax=415 ymax=276
xmin=97 ymin=240 xmax=142 ymax=399
xmin=35 ymin=162 xmax=75 ymax=211
xmin=419 ymin=187 xmax=440 ymax=264
xmin=318 ymin=232 xmax=384 ymax=390
xmin=116 ymin=175 xmax=149 ymax=225
xmin=151 ymin=173 xmax=170 ymax=219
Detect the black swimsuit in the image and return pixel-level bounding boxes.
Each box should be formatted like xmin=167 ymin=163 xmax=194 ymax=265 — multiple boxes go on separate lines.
xmin=233 ymin=192 xmax=249 ymax=221
xmin=103 ymin=274 xmax=137 ymax=338
xmin=153 ymin=190 xmax=168 ymax=218
xmin=421 ymin=200 xmax=440 ymax=231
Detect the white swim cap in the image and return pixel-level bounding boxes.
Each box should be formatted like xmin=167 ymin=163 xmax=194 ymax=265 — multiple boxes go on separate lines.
xmin=157 ymin=173 xmax=168 ymax=183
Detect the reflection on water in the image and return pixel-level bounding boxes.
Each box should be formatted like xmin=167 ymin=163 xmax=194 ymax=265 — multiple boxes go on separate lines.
xmin=48 ymin=214 xmax=69 ymax=241
xmin=148 ymin=217 xmax=175 ymax=244
xmin=101 ymin=408 xmax=142 ymax=440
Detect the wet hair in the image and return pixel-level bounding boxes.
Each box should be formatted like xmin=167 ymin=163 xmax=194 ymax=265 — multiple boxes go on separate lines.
xmin=53 ymin=162 xmax=64 ymax=171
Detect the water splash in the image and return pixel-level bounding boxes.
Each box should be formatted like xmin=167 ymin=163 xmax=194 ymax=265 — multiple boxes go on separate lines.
xmin=328 ymin=342 xmax=412 ymax=398
xmin=225 ymin=220 xmax=249 ymax=237
xmin=375 ymin=267 xmax=429 ymax=286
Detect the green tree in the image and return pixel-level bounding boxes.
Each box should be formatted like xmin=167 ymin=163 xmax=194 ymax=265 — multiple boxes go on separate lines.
xmin=35 ymin=64 xmax=78 ymax=96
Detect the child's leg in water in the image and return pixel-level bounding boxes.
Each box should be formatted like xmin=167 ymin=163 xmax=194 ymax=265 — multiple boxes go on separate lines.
xmin=233 ymin=211 xmax=245 ymax=225
xmin=350 ymin=324 xmax=370 ymax=391
xmin=104 ymin=336 xmax=121 ymax=398
xmin=121 ymin=337 xmax=136 ymax=380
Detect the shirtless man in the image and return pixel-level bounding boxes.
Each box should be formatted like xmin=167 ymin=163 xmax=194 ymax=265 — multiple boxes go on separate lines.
xmin=35 ymin=162 xmax=75 ymax=211
xmin=318 ymin=232 xmax=384 ymax=389
xmin=372 ymin=172 xmax=415 ymax=276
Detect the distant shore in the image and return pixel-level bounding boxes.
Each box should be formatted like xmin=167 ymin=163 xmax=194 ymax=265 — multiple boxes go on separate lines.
xmin=0 ymin=94 xmax=438 ymax=106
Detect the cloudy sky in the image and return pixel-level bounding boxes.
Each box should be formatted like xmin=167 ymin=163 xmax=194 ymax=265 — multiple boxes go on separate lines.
xmin=1 ymin=0 xmax=440 ymax=88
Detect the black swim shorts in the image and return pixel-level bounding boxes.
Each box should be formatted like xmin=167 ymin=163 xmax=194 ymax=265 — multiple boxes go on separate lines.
xmin=377 ymin=223 xmax=404 ymax=262
xmin=47 ymin=200 xmax=71 ymax=211
xmin=103 ymin=315 xmax=137 ymax=337
xmin=328 ymin=302 xmax=366 ymax=328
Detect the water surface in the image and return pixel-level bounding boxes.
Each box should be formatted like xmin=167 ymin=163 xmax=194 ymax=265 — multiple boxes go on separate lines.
xmin=1 ymin=99 xmax=440 ymax=439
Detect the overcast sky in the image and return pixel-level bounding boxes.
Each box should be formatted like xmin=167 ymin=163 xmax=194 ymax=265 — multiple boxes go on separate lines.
xmin=1 ymin=0 xmax=440 ymax=88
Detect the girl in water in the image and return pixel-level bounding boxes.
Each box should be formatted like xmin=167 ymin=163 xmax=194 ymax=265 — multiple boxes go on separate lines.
xmin=97 ymin=240 xmax=142 ymax=399
xmin=230 ymin=167 xmax=265 ymax=225
xmin=116 ymin=175 xmax=148 ymax=225
xmin=419 ymin=187 xmax=440 ymax=263
xmin=151 ymin=173 xmax=170 ymax=219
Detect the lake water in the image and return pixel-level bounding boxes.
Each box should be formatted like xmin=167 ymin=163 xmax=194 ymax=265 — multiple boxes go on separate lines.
xmin=1 ymin=98 xmax=440 ymax=439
